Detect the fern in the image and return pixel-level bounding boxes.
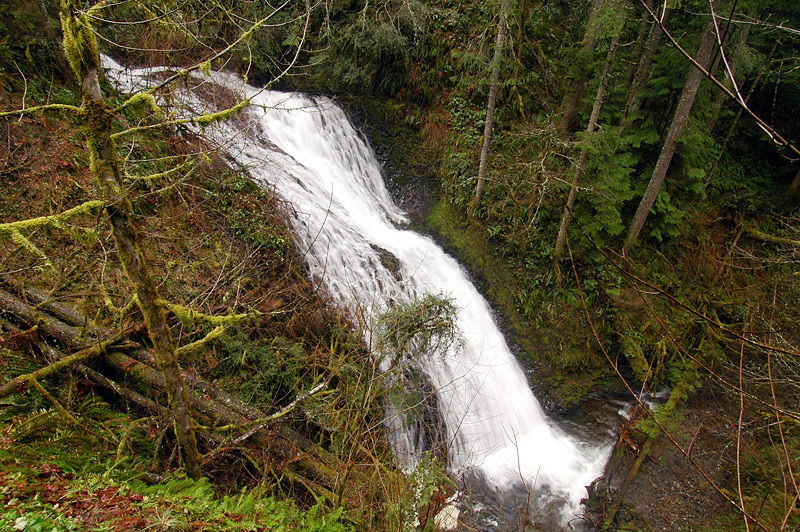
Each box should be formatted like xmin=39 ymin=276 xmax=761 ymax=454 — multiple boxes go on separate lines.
xmin=132 ymin=477 xmax=352 ymax=531
xmin=8 ymin=408 xmax=61 ymax=441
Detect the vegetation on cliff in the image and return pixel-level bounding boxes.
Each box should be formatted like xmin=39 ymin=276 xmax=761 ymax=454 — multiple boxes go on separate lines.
xmin=1 ymin=0 xmax=799 ymax=530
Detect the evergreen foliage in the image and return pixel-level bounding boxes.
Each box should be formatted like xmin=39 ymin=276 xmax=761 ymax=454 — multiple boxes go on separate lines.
xmin=2 ymin=0 xmax=800 ymax=528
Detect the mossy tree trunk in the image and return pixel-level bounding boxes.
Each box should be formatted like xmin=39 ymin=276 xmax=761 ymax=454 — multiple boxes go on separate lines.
xmin=472 ymin=0 xmax=509 ymax=211
xmin=59 ymin=0 xmax=202 ymax=478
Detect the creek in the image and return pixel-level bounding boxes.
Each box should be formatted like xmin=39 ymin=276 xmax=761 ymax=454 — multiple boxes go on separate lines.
xmin=103 ymin=59 xmax=613 ymax=529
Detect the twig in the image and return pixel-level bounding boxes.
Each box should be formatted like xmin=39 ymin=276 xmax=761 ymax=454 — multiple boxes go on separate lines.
xmin=565 ymin=235 xmax=772 ymax=532
xmin=638 ymin=0 xmax=800 ymax=159
xmin=736 ymin=341 xmax=751 ymax=532
xmin=229 ymin=382 xmax=326 ymax=445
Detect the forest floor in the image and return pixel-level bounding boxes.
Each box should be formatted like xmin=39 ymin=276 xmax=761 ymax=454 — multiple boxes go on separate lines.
xmin=607 ymin=384 xmax=735 ymax=531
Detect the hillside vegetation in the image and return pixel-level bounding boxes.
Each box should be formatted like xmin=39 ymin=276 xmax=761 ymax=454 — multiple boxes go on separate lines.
xmin=1 ymin=0 xmax=799 ymax=530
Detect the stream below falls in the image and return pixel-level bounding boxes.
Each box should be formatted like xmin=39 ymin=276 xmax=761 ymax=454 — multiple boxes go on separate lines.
xmin=103 ymin=58 xmax=615 ymax=530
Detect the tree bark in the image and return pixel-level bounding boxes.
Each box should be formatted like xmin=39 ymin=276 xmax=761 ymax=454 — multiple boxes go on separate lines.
xmin=706 ymin=20 xmax=752 ymax=134
xmin=623 ymin=18 xmax=717 ymax=253
xmin=554 ymin=35 xmax=620 ymax=259
xmin=623 ymin=6 xmax=670 ymax=124
xmin=473 ymin=1 xmax=509 ymax=210
xmin=59 ymin=0 xmax=202 ymax=478
xmin=559 ymin=0 xmax=606 ymax=132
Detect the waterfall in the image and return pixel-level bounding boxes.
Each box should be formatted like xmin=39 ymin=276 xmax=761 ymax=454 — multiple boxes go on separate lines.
xmin=103 ymin=58 xmax=611 ymax=525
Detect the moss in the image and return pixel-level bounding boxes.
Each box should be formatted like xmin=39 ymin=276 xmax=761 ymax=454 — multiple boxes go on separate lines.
xmin=59 ymin=1 xmax=100 ymax=79
xmin=0 ymin=199 xmax=105 ymax=263
xmin=162 ymin=302 xmax=257 ymax=326
xmin=0 ymin=200 xmax=104 ymax=235
xmin=120 ymin=92 xmax=162 ymax=117
xmin=82 ymin=99 xmax=115 ymax=135
xmin=9 ymin=230 xmax=49 ymax=264
xmin=175 ymin=325 xmax=227 ymax=358
xmin=192 ymin=98 xmax=248 ymax=128
xmin=126 ymin=158 xmax=195 ymax=183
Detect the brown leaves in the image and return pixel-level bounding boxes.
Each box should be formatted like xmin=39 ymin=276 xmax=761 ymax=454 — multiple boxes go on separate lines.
xmin=1 ymin=463 xmax=148 ymax=532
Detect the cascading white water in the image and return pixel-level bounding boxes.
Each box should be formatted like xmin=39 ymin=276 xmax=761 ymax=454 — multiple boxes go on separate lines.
xmin=103 ymin=58 xmax=611 ymax=524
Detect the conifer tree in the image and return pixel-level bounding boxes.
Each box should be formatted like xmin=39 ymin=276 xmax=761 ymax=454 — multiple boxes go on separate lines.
xmin=624 ymin=16 xmax=716 ymax=252
xmin=473 ymin=0 xmax=510 ymax=210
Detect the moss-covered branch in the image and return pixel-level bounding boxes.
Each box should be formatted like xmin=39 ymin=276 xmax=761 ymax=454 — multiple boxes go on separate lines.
xmin=0 ymin=103 xmax=82 ymax=119
xmin=743 ymin=226 xmax=800 ymax=247
xmin=125 ymin=157 xmax=195 ymax=183
xmin=0 ymin=199 xmax=103 ymax=262
xmin=175 ymin=325 xmax=227 ymax=358
xmin=162 ymin=301 xmax=257 ymax=326
xmin=0 ymin=200 xmax=104 ymax=231
xmin=0 ymin=340 xmax=108 ymax=398
xmin=110 ymin=98 xmax=250 ymax=140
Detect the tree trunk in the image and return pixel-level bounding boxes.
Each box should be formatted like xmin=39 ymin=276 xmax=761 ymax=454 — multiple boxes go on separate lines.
xmin=554 ymin=35 xmax=620 ymax=259
xmin=790 ymin=167 xmax=800 ymax=195
xmin=59 ymin=1 xmax=202 ymax=478
xmin=706 ymin=20 xmax=752 ymax=134
xmin=623 ymin=6 xmax=670 ymax=124
xmin=623 ymin=18 xmax=716 ymax=253
xmin=473 ymin=1 xmax=509 ymax=210
xmin=559 ymin=0 xmax=606 ymax=132
xmin=705 ymin=39 xmax=778 ymax=188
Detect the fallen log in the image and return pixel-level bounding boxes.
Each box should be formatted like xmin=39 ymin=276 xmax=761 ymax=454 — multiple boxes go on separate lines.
xmin=0 ymin=273 xmax=102 ymax=337
xmin=743 ymin=226 xmax=800 ymax=247
xmin=80 ymin=365 xmax=173 ymax=420
xmin=102 ymin=350 xmax=344 ymax=493
xmin=0 ymin=286 xmax=94 ymax=351
xmin=0 ymin=281 xmax=365 ymax=500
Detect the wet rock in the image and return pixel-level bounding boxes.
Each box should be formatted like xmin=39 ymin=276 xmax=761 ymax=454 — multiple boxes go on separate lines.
xmin=370 ymin=244 xmax=402 ymax=281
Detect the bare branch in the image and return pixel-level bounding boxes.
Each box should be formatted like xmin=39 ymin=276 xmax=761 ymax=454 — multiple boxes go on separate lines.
xmin=638 ymin=0 xmax=800 ymax=160
xmin=565 ymin=236 xmax=774 ymax=532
